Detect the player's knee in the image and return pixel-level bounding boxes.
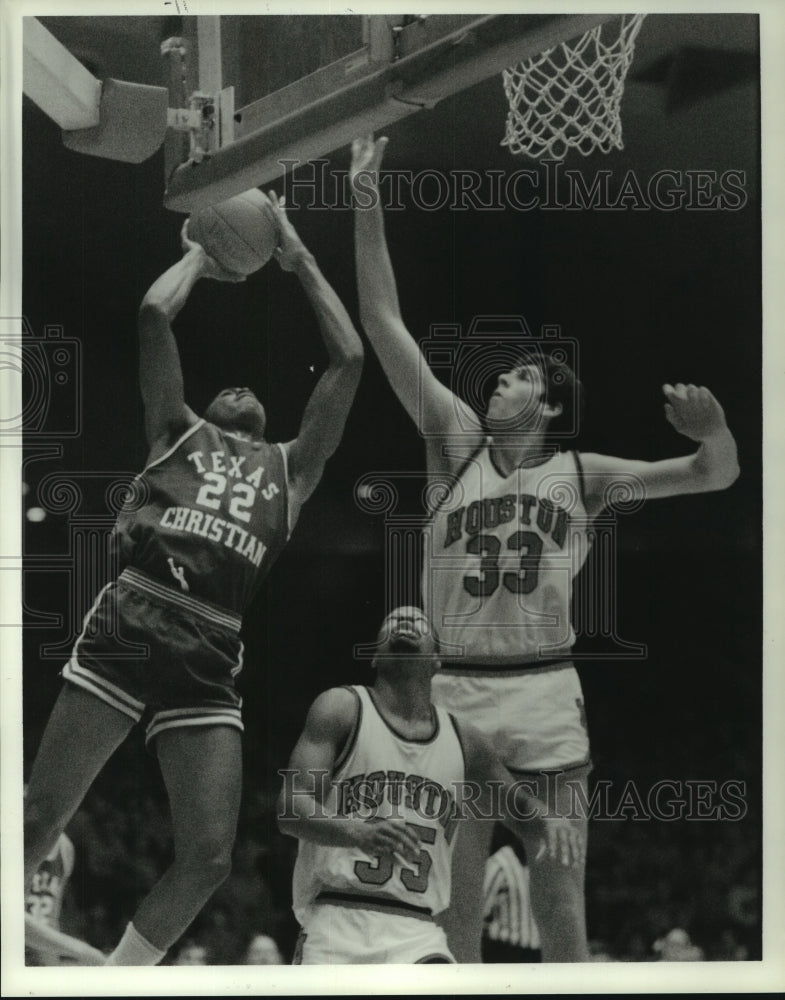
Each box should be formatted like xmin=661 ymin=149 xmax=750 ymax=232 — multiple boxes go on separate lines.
xmin=202 ymin=852 xmax=232 ymax=890
xmin=529 ymin=851 xmax=583 ymax=891
xmin=24 ymin=793 xmax=66 ymax=855
xmin=176 ymin=832 xmax=233 ymax=888
xmin=193 ymin=847 xmax=233 ymax=887
xmin=529 ymin=871 xmax=584 ymax=930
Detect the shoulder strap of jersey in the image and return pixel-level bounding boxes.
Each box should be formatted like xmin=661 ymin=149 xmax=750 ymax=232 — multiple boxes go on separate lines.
xmin=445 ymin=711 xmax=468 ymax=782
xmin=430 ymin=438 xmax=489 ymax=516
xmin=275 ymin=442 xmax=293 ymax=539
xmin=142 ymin=418 xmax=205 ymax=473
xmin=571 ymin=449 xmax=588 ymax=510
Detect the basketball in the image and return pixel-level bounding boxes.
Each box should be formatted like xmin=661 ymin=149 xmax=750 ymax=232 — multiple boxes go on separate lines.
xmin=187 ymin=189 xmax=279 ymax=276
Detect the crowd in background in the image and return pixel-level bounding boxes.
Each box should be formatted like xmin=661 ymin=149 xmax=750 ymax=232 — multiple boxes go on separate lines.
xmin=46 ymin=736 xmax=759 ymax=966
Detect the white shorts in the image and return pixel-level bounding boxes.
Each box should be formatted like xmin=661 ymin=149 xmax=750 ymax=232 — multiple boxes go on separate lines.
xmin=294 ymin=903 xmax=455 ymax=965
xmin=431 ymin=662 xmax=590 ymax=773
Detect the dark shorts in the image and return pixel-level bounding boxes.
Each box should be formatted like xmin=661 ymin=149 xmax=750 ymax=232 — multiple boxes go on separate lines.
xmin=62 ymin=567 xmax=244 ymax=746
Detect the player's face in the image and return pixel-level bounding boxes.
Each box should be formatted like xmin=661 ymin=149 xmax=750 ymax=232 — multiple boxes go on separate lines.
xmin=485 ymin=364 xmax=547 ymax=429
xmin=205 ymin=387 xmax=267 ymax=437
xmin=376 ymin=605 xmax=438 ymax=658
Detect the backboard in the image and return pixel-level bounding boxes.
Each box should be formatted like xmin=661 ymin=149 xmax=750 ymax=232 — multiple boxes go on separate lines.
xmin=162 ymin=14 xmax=621 ymax=212
xmin=24 ymin=13 xmax=626 ymax=213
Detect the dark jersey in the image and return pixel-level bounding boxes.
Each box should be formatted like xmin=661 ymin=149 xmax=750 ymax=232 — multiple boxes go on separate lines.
xmin=113 ymin=419 xmax=290 ymax=612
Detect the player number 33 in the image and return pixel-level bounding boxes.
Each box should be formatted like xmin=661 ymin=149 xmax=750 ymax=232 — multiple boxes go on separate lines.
xmin=464 ymin=529 xmax=543 ymax=598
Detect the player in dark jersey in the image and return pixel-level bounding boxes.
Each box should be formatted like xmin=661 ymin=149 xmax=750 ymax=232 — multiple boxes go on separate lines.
xmin=23 ymin=192 xmax=364 ymax=965
xmin=350 ymin=135 xmax=740 ymax=962
xmin=278 ymin=606 xmax=582 ymax=964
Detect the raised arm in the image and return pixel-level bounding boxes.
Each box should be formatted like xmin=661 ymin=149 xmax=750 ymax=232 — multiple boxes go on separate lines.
xmin=267 ymin=193 xmax=364 ymax=520
xmin=277 ymin=688 xmax=421 ymax=862
xmin=350 ymin=136 xmax=483 ymax=472
xmin=581 ymin=383 xmax=740 ymax=519
xmin=137 ymin=223 xmax=243 ymax=454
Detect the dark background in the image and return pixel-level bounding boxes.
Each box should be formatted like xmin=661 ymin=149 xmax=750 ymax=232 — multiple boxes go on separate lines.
xmin=20 ymin=14 xmax=761 ymax=961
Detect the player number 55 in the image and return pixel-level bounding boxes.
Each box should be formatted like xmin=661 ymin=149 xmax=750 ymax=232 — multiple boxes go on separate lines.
xmin=354 ymin=822 xmax=437 ymax=894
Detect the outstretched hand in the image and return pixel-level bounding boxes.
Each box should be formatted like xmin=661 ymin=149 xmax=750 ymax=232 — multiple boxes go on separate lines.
xmin=350 ymin=135 xmax=389 ymax=193
xmin=663 ymin=383 xmax=728 ymax=441
xmin=180 ymin=220 xmax=246 ymax=283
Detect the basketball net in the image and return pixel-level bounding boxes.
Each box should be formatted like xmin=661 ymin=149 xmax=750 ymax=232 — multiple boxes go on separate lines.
xmin=501 ymin=13 xmax=646 ymax=160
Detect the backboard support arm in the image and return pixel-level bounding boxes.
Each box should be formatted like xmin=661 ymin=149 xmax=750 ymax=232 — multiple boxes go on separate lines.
xmin=163 ymin=13 xmax=618 ymax=212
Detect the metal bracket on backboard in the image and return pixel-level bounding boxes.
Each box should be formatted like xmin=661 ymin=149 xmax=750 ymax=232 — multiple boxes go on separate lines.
xmin=22 ymin=14 xmax=622 ymax=208
xmin=162 ymin=13 xmax=618 ymax=212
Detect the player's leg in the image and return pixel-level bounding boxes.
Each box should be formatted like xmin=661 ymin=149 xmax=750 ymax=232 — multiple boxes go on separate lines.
xmin=518 ymin=764 xmax=590 ymax=962
xmin=117 ymin=724 xmax=242 ymax=956
xmin=24 ymin=684 xmax=136 ymax=890
xmin=436 ymin=814 xmax=494 ymax=963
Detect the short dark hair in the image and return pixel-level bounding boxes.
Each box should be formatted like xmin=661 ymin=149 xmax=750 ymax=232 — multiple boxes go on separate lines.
xmin=514 ymin=351 xmax=584 ymax=435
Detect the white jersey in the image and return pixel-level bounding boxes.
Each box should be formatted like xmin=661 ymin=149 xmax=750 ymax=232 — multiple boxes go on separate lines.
xmin=26 ymin=833 xmax=75 ymax=929
xmin=292 ymin=685 xmax=466 ymax=923
xmin=424 ymin=445 xmax=590 ymax=666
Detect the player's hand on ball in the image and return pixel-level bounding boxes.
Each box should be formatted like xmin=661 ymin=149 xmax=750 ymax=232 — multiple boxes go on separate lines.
xmin=266 ymin=191 xmax=310 ymax=272
xmin=663 ymin=383 xmax=728 ymax=441
xmin=350 ymin=135 xmax=388 ymax=194
xmin=536 ymin=819 xmax=584 ymax=868
xmin=355 ymin=816 xmax=421 ymax=863
xmin=180 ymin=220 xmax=245 ymax=283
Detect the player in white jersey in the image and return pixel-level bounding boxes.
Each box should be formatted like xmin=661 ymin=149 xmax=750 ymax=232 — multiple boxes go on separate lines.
xmin=25 ymin=832 xmax=104 ymax=966
xmin=278 ymin=606 xmax=583 ymax=964
xmin=350 ymin=135 xmax=740 ymax=962
xmin=23 ymin=194 xmax=364 ymax=966
xmin=26 ymin=831 xmax=74 ymax=936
